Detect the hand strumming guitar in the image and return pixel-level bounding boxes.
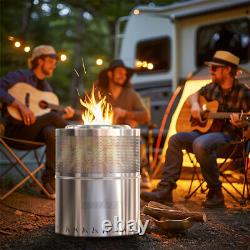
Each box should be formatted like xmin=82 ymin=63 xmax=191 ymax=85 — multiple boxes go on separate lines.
xmin=190 ymin=102 xmax=202 ymax=122
xmin=189 ymin=92 xmax=202 ymax=122
xmin=11 ymin=99 xmax=36 ymax=126
xmin=113 ymin=107 xmax=138 ymax=128
xmin=62 ymin=106 xmax=75 ymax=120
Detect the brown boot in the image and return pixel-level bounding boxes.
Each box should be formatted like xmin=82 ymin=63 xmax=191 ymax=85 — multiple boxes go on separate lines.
xmin=140 ymin=184 xmax=173 ymax=203
xmin=202 ymin=189 xmax=225 ymax=208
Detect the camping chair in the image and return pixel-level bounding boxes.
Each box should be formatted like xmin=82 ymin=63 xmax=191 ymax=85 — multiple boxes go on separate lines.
xmin=0 ymin=121 xmax=52 ymax=200
xmin=151 ymin=77 xmax=211 ymax=178
xmin=243 ymin=138 xmax=250 ymax=201
xmin=184 ymin=138 xmax=249 ymax=205
xmin=140 ymin=96 xmax=157 ymax=169
xmin=151 ymin=75 xmax=249 ymax=205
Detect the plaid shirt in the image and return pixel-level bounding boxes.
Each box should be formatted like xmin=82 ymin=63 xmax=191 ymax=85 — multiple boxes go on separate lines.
xmin=198 ymin=80 xmax=250 ymax=139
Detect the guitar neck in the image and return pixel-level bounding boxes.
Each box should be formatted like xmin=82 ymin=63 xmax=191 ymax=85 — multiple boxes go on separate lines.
xmin=208 ymin=112 xmax=231 ymax=119
xmin=47 ymin=103 xmax=82 ymax=117
xmin=208 ymin=112 xmax=248 ymax=119
xmin=47 ymin=103 xmax=65 ymax=113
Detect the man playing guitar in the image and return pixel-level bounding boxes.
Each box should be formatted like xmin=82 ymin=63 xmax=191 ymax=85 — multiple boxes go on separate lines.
xmin=0 ymin=45 xmax=75 ymax=198
xmin=141 ymin=50 xmax=250 ymax=208
xmin=95 ymin=59 xmax=150 ymax=128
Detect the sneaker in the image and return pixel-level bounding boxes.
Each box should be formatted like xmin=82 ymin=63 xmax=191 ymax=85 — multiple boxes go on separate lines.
xmin=202 ymin=189 xmax=225 ymax=208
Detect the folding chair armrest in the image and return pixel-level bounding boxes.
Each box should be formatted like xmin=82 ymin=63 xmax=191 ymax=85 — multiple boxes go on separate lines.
xmin=0 ymin=136 xmax=45 ymax=147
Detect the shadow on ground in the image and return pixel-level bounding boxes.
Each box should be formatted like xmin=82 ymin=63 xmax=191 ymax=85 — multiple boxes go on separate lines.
xmin=1 ymin=180 xmax=250 ymax=250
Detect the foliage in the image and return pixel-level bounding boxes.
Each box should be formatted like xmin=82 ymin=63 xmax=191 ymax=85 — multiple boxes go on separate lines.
xmin=0 ymin=0 xmax=180 ymax=105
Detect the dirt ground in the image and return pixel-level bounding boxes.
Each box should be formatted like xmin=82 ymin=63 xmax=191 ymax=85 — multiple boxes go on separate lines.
xmin=0 ymin=180 xmax=250 ymax=250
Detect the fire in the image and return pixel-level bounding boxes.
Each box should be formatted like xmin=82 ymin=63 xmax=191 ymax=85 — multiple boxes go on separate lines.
xmin=80 ymin=87 xmax=113 ymax=125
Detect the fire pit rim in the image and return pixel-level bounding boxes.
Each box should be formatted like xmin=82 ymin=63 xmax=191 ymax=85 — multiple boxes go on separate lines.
xmin=56 ymin=124 xmax=140 ymax=137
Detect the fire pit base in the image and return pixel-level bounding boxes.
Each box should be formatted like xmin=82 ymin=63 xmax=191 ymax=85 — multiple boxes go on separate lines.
xmin=55 ymin=174 xmax=140 ymax=237
xmin=55 ymin=125 xmax=140 ymax=237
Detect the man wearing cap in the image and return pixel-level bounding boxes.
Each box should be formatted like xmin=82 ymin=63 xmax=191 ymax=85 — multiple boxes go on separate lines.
xmin=96 ymin=59 xmax=150 ymax=127
xmin=0 ymin=45 xmax=75 ymax=198
xmin=141 ymin=50 xmax=250 ymax=208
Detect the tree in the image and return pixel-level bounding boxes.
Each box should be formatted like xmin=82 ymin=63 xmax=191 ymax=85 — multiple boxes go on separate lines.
xmin=0 ymin=0 xmax=179 ymax=106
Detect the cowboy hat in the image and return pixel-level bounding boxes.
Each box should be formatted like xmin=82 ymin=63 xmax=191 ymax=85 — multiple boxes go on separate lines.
xmin=96 ymin=59 xmax=134 ymax=90
xmin=107 ymin=59 xmax=135 ymax=79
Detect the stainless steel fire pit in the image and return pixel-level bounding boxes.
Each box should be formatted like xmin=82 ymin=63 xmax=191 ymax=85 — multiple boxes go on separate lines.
xmin=55 ymin=125 xmax=140 ymax=237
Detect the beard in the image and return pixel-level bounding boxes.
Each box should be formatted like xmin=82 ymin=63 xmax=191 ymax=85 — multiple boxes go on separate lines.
xmin=211 ymin=75 xmax=223 ymax=85
xmin=112 ymin=77 xmax=127 ymax=87
xmin=41 ymin=66 xmax=53 ymax=77
xmin=113 ymin=81 xmax=125 ymax=87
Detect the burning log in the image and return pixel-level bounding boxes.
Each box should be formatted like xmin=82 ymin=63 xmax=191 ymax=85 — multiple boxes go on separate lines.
xmin=143 ymin=202 xmax=207 ymax=222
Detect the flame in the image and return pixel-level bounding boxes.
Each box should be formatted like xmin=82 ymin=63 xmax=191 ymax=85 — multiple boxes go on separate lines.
xmin=80 ymin=87 xmax=113 ymax=125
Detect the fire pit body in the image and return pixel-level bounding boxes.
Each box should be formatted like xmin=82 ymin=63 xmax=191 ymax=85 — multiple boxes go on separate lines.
xmin=55 ymin=125 xmax=140 ymax=237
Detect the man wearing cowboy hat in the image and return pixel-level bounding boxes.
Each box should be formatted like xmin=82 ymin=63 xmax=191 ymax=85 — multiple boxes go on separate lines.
xmin=0 ymin=45 xmax=75 ymax=199
xmin=141 ymin=50 xmax=250 ymax=208
xmin=95 ymin=59 xmax=150 ymax=127
xmin=95 ymin=59 xmax=151 ymax=188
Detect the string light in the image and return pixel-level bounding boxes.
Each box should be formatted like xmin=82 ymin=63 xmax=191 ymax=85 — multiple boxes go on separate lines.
xmin=96 ymin=58 xmax=103 ymax=66
xmin=14 ymin=41 xmax=21 ymax=47
xmin=135 ymin=60 xmax=142 ymax=68
xmin=7 ymin=36 xmax=67 ymax=63
xmin=133 ymin=9 xmax=140 ymax=15
xmin=60 ymin=54 xmax=67 ymax=61
xmin=147 ymin=63 xmax=154 ymax=70
xmin=24 ymin=46 xmax=31 ymax=52
xmin=135 ymin=60 xmax=154 ymax=70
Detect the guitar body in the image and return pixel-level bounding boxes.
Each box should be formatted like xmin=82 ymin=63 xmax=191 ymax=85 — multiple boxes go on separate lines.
xmin=176 ymin=96 xmax=219 ymax=133
xmin=7 ymin=82 xmax=59 ymax=121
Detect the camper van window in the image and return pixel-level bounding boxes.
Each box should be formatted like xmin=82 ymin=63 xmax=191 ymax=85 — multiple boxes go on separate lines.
xmin=196 ymin=18 xmax=250 ymax=67
xmin=135 ymin=37 xmax=170 ymax=73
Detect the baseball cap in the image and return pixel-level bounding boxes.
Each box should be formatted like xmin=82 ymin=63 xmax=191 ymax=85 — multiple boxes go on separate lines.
xmin=28 ymin=45 xmax=58 ymax=68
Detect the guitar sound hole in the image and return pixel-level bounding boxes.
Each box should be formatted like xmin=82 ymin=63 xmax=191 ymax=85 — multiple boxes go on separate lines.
xmin=190 ymin=116 xmax=207 ymax=127
xmin=39 ymin=100 xmax=48 ymax=109
xmin=25 ymin=93 xmax=30 ymax=107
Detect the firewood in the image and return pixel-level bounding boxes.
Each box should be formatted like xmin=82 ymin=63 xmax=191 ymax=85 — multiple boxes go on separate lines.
xmin=148 ymin=201 xmax=172 ymax=210
xmin=148 ymin=201 xmax=191 ymax=212
xmin=0 ymin=229 xmax=12 ymax=235
xmin=143 ymin=205 xmax=207 ymax=222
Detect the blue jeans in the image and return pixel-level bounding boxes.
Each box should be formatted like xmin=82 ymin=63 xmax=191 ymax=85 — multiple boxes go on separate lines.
xmin=161 ymin=131 xmax=232 ymax=190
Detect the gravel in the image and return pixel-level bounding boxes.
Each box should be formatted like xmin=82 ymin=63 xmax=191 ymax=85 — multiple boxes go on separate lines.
xmin=1 ymin=181 xmax=250 ymax=250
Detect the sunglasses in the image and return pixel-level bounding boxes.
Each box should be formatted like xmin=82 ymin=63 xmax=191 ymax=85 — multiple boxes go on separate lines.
xmin=209 ymin=65 xmax=225 ymax=72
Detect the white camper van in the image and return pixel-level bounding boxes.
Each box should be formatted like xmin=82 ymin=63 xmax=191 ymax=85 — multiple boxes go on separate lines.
xmin=115 ymin=0 xmax=250 ymax=129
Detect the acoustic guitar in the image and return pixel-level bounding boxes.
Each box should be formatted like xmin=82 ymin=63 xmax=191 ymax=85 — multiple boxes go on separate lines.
xmin=7 ymin=82 xmax=82 ymax=121
xmin=176 ymin=95 xmax=250 ymax=133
